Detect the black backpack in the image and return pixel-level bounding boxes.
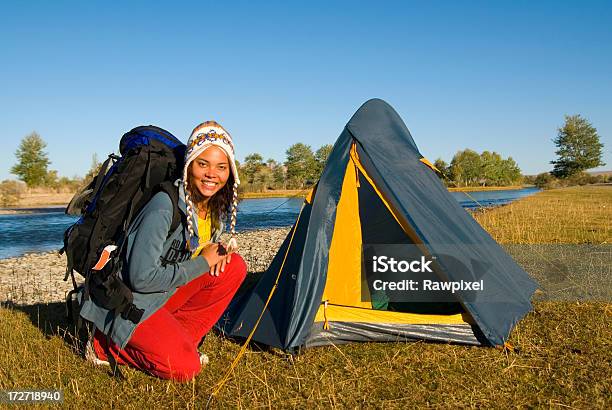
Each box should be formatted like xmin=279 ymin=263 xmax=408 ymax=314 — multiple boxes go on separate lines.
xmin=62 ymin=126 xmax=186 ymax=326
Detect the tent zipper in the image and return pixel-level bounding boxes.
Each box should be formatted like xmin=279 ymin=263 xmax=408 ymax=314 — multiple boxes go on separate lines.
xmin=323 ymin=300 xmax=330 ymax=330
xmin=351 ymin=142 xmax=361 ymax=187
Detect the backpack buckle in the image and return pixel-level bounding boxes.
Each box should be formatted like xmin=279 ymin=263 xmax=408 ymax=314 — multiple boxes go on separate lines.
xmin=121 ymin=304 xmax=144 ymax=324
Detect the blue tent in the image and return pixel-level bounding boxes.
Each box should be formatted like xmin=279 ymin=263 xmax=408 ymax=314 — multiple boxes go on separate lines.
xmin=219 ymin=99 xmax=537 ymax=351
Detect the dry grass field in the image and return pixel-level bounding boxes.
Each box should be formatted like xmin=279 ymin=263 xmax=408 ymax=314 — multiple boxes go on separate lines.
xmin=0 ymin=186 xmax=610 ymax=408
xmin=474 ymin=185 xmax=611 ymax=244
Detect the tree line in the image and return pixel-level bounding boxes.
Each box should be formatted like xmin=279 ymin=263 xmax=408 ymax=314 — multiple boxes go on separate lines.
xmin=3 ymin=113 xmax=606 ymax=206
xmin=5 ymin=132 xmax=335 ymax=193
xmin=238 ymin=143 xmax=333 ymax=192
xmin=435 ymin=114 xmax=606 ymax=189
xmin=0 ymin=132 xmax=335 ymax=205
xmin=433 ymin=150 xmax=522 ymax=187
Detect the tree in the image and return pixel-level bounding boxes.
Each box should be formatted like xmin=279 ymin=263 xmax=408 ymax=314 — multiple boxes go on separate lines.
xmin=264 ymin=159 xmax=287 ymax=190
xmin=253 ymin=166 xmax=273 ymax=191
xmin=432 ymin=158 xmax=450 ymax=186
xmin=285 ymin=143 xmax=316 ymax=189
xmin=242 ymin=153 xmax=264 ymax=185
xmin=480 ymin=151 xmax=503 ymax=186
xmin=551 ymin=114 xmax=605 ymax=178
xmin=44 ymin=169 xmax=60 ymax=190
xmin=58 ymin=176 xmax=82 ymax=192
xmin=534 ymin=172 xmax=556 ymax=189
xmin=449 ymin=149 xmax=482 ymax=187
xmin=266 ymin=158 xmax=278 ymax=169
xmin=81 ymin=154 xmax=103 ymax=188
xmin=499 ymin=157 xmax=522 ymax=185
xmin=314 ymin=144 xmax=333 ymax=178
xmin=272 ymin=165 xmax=286 ymax=189
xmin=0 ymin=180 xmax=25 ymax=207
xmin=11 ymin=132 xmax=50 ymax=187
xmin=522 ymin=174 xmax=536 ymax=185
xmin=433 ymin=158 xmax=449 ymax=177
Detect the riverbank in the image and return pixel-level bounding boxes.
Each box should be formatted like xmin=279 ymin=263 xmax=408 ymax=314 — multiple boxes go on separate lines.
xmin=448 ymin=185 xmax=526 ymax=192
xmin=241 ymin=189 xmax=307 ymax=198
xmin=0 ymin=190 xmax=305 ymax=212
xmin=0 ymin=228 xmax=290 ymax=306
xmin=7 ymin=191 xmax=74 ymax=208
xmin=0 ymin=192 xmax=73 ymax=214
xmin=0 ymin=186 xmax=610 ymax=407
xmin=240 ymin=185 xmax=532 ymax=199
xmin=1 ymin=185 xmax=531 ymax=213
xmin=242 ymin=185 xmax=528 ymax=198
xmin=0 ymin=190 xmax=306 ymax=214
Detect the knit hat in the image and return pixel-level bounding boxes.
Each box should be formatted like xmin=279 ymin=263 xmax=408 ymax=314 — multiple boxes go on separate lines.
xmin=183 ymin=121 xmax=240 ymax=252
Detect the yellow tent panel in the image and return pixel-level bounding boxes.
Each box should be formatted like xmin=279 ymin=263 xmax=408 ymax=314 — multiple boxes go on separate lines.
xmin=317 ymin=146 xmax=471 ymax=326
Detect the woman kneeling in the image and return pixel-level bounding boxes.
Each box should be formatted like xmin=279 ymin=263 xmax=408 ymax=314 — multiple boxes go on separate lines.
xmin=82 ymin=121 xmax=247 ymax=381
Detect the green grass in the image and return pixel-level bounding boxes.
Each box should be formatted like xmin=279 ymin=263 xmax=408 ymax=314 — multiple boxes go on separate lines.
xmin=1 ymin=186 xmax=611 ymax=408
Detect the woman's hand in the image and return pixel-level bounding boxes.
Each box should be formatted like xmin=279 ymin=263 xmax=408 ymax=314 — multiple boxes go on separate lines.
xmin=199 ymin=243 xmax=224 ymax=269
xmin=199 ymin=242 xmax=233 ymax=277
xmin=209 ymin=254 xmax=232 ymax=276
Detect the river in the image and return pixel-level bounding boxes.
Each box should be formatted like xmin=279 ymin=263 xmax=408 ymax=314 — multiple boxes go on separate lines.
xmin=0 ymin=187 xmax=539 ymax=259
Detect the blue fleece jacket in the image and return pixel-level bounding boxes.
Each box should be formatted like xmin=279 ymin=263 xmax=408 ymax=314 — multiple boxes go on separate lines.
xmin=79 ymin=182 xmax=223 ymax=349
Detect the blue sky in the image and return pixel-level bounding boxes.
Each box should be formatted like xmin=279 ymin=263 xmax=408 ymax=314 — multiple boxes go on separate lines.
xmin=1 ymin=0 xmax=611 ymax=180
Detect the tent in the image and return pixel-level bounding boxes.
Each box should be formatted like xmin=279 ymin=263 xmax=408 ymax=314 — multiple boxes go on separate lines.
xmin=218 ymin=98 xmax=537 ymax=351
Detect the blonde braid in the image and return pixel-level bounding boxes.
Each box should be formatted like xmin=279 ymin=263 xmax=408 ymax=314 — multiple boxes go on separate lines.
xmin=227 ymin=181 xmax=239 ymax=252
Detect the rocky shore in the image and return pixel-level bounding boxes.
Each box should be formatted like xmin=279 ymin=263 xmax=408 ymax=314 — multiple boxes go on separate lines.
xmin=0 ymin=228 xmax=290 ymax=306
xmin=4 ymin=224 xmax=608 ymax=307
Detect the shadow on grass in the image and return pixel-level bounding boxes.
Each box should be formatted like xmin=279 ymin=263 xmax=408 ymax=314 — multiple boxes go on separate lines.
xmin=7 ymin=259 xmax=496 ymax=363
xmin=0 ymin=270 xmax=270 ymax=359
xmin=3 ymin=300 xmax=90 ymax=355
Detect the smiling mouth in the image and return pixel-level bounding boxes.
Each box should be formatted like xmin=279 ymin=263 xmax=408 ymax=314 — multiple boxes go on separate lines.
xmin=201 ymin=180 xmax=218 ymax=188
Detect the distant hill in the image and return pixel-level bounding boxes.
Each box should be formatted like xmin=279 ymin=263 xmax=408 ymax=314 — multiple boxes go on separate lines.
xmin=588 ymin=170 xmax=612 ymax=176
xmin=524 ymin=170 xmax=612 ymax=178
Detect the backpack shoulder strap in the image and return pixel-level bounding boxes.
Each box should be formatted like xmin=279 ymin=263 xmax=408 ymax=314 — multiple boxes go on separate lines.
xmin=156 ymin=181 xmax=183 ymax=238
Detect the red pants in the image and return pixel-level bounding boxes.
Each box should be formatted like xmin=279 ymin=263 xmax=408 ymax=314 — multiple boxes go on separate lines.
xmin=94 ymin=254 xmax=247 ymax=381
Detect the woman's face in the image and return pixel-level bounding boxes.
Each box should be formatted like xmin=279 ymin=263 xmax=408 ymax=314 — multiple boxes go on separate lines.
xmin=189 ymin=146 xmax=230 ymax=200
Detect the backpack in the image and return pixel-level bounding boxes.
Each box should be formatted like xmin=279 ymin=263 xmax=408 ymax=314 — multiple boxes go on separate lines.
xmin=62 ymin=125 xmax=186 ymax=327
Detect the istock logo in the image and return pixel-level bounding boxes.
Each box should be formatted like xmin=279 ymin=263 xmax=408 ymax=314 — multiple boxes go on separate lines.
xmin=372 ymin=255 xmax=434 ymax=273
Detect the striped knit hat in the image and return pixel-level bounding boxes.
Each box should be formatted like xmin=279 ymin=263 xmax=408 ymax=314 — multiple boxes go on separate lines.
xmin=183 ymin=121 xmax=240 ymax=252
